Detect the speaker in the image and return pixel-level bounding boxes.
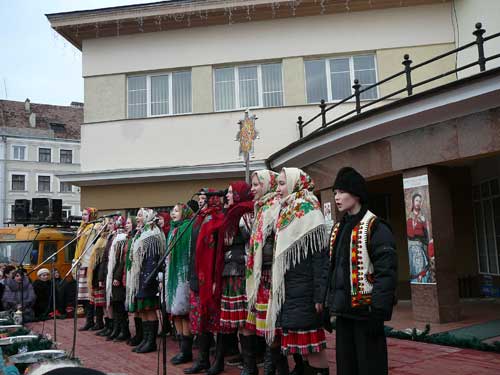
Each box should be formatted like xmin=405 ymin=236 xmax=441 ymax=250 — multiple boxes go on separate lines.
xmin=14 ymin=199 xmax=30 ymax=221
xmin=31 ymin=198 xmax=63 ymax=222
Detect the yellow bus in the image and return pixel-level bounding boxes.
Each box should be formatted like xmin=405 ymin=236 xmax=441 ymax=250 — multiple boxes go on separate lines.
xmin=0 ymin=226 xmax=76 ymax=281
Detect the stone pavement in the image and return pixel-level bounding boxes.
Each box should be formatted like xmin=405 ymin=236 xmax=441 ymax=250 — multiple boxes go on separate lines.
xmin=27 ymin=318 xmax=500 ymax=375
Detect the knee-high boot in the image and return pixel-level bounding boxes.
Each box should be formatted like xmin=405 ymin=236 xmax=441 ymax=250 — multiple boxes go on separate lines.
xmin=264 ymin=346 xmax=276 ymax=375
xmin=135 ymin=320 xmax=158 ymax=354
xmin=171 ymin=335 xmax=194 ymax=365
xmin=240 ymin=334 xmax=258 ymax=375
xmin=290 ymin=354 xmax=305 ymax=375
xmin=91 ymin=306 xmax=104 ymax=330
xmin=270 ymin=346 xmax=289 ymax=375
xmin=184 ymin=332 xmax=212 ymax=374
xmin=207 ymin=333 xmax=225 ymax=375
xmin=127 ymin=317 xmax=143 ymax=346
xmin=97 ymin=317 xmax=113 ymax=336
xmin=78 ymin=301 xmax=95 ymax=331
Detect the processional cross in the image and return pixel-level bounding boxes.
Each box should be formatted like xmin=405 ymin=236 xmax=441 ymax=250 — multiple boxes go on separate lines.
xmin=236 ymin=110 xmax=258 ymax=183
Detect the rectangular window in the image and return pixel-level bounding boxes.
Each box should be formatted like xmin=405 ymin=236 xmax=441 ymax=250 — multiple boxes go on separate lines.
xmin=39 ymin=148 xmax=51 ymax=163
xmin=11 ymin=175 xmax=26 ymax=191
xmin=12 ymin=146 xmax=26 ymax=161
xmin=127 ymin=71 xmax=192 ymax=118
xmin=305 ymin=54 xmax=377 ymax=103
xmin=38 ymin=176 xmax=51 ymax=192
xmin=473 ymin=179 xmax=500 ymax=275
xmin=62 ymin=206 xmax=72 ymax=219
xmin=60 ymin=182 xmax=72 ymax=193
xmin=60 ymin=149 xmax=73 ymax=164
xmin=214 ymin=63 xmax=283 ymax=111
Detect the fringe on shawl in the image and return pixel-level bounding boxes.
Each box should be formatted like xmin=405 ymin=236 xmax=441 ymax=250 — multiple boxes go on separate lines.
xmin=127 ymin=227 xmax=164 ymax=307
xmin=106 ymin=233 xmax=127 ymax=308
xmin=265 ymin=224 xmax=328 ymax=344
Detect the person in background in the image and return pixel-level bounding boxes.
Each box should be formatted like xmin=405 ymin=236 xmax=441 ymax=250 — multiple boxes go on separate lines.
xmin=33 ymin=268 xmax=51 ymax=320
xmin=2 ymin=269 xmax=36 ymax=322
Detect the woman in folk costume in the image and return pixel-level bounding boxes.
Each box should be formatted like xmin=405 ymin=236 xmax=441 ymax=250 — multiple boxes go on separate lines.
xmin=87 ymin=217 xmax=114 ymax=331
xmin=184 ymin=191 xmax=224 ymax=375
xmin=166 ymin=203 xmax=195 ymax=365
xmin=100 ymin=215 xmax=129 ymax=341
xmin=246 ymin=170 xmax=289 ymax=375
xmin=207 ymin=182 xmax=254 ymax=375
xmin=127 ymin=208 xmax=165 ymax=354
xmin=74 ymin=207 xmax=99 ymax=331
xmin=267 ymin=168 xmax=330 ymax=375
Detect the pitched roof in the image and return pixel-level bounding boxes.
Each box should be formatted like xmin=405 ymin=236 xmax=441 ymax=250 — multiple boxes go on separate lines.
xmin=0 ymin=99 xmax=83 ymax=140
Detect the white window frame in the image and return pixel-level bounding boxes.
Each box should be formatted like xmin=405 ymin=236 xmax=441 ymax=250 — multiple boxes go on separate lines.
xmin=213 ymin=63 xmax=284 ymax=112
xmin=304 ymin=54 xmax=379 ymax=104
xmin=9 ymin=172 xmax=28 ymax=192
xmin=36 ymin=174 xmax=52 ymax=193
xmin=37 ymin=146 xmax=53 ymax=163
xmin=11 ymin=145 xmax=27 ymax=161
xmin=127 ymin=70 xmax=193 ymax=118
xmin=59 ymin=149 xmax=73 ymax=164
xmin=59 ymin=180 xmax=73 ymax=193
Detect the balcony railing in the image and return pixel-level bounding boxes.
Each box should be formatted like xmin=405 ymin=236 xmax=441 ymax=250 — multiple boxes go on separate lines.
xmin=297 ymin=23 xmax=500 ymax=139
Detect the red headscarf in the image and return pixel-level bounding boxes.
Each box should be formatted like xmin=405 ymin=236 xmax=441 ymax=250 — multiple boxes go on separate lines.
xmin=195 ymin=189 xmax=225 ymax=314
xmin=157 ymin=212 xmax=171 ymax=237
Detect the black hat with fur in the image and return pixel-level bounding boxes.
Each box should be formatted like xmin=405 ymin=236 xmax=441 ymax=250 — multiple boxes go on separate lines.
xmin=332 ymin=167 xmax=368 ymax=204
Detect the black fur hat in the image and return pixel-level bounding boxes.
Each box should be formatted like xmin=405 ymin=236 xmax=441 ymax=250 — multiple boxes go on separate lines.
xmin=332 ymin=167 xmax=368 ymax=204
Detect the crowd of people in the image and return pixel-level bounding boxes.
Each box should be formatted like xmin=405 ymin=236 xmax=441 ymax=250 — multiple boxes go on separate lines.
xmin=0 ymin=167 xmax=397 ymax=375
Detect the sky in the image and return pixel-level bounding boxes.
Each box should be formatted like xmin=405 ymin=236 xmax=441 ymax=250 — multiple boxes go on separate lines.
xmin=0 ymin=0 xmax=156 ymax=106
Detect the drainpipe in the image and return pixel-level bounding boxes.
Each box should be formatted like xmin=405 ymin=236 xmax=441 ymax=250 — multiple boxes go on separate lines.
xmin=0 ymin=135 xmax=6 ymax=226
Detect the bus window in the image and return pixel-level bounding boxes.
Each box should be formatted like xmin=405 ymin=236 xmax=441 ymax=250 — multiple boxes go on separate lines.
xmin=65 ymin=240 xmax=76 ymax=263
xmin=30 ymin=241 xmax=40 ymax=265
xmin=0 ymin=241 xmax=34 ymax=265
xmin=43 ymin=241 xmax=58 ymax=263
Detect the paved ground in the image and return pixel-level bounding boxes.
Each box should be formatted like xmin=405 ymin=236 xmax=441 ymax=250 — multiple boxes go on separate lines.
xmin=27 ymin=317 xmax=500 ymax=375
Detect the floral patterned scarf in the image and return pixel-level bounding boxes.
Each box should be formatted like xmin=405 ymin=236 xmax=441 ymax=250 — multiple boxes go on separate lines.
xmin=265 ymin=168 xmax=328 ymax=343
xmin=246 ymin=170 xmax=280 ymax=310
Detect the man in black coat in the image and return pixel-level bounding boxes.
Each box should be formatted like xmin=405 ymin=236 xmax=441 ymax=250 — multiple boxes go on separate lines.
xmin=326 ymin=167 xmax=397 ymax=375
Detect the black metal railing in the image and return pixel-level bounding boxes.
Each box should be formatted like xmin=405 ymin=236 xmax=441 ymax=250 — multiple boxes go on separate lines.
xmin=298 ymin=23 xmax=500 ymax=139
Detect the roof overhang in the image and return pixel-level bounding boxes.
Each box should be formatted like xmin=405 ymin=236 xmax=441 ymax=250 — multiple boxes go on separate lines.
xmin=57 ymin=160 xmax=268 ymax=186
xmin=46 ymin=0 xmax=449 ymax=50
xmin=268 ymin=67 xmax=500 ymax=170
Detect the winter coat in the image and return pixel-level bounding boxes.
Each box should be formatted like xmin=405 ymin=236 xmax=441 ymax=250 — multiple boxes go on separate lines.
xmin=222 ymin=221 xmax=250 ymax=277
xmin=188 ymin=220 xmax=202 ymax=292
xmin=327 ymin=207 xmax=398 ymax=321
xmin=2 ymin=277 xmax=35 ymax=322
xmin=111 ymin=238 xmax=128 ymax=303
xmin=279 ymin=244 xmax=329 ymax=330
xmin=33 ymin=279 xmax=51 ymax=318
xmin=97 ymin=234 xmax=114 ymax=284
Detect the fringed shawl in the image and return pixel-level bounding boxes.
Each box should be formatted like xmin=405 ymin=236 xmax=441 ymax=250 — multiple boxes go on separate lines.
xmin=166 ymin=204 xmax=194 ymax=308
xmin=106 ymin=231 xmax=127 ymax=308
xmin=265 ymin=168 xmax=328 ymax=343
xmin=246 ymin=170 xmax=280 ymax=310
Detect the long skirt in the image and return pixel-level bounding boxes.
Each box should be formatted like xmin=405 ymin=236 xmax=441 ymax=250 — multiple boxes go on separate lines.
xmin=189 ymin=290 xmax=219 ymax=334
xmin=77 ymin=267 xmax=89 ymax=301
xmin=90 ymin=286 xmax=105 ymax=307
xmin=281 ymin=328 xmax=327 ymax=355
xmin=246 ymin=268 xmax=271 ymax=337
xmin=219 ymin=275 xmax=247 ymax=333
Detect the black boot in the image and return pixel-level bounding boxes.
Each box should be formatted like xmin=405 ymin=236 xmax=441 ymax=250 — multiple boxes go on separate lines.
xmin=303 ymin=363 xmax=328 ymax=375
xmin=114 ymin=318 xmax=131 ymax=342
xmin=207 ymin=333 xmax=225 ymax=375
xmin=171 ymin=335 xmax=194 ymax=365
xmin=127 ymin=317 xmax=143 ymax=346
xmin=91 ymin=306 xmax=104 ymax=331
xmin=78 ymin=302 xmax=95 ymax=331
xmin=184 ymin=332 xmax=212 ymax=374
xmin=290 ymin=354 xmax=304 ymax=375
xmin=106 ymin=318 xmax=121 ymax=341
xmin=96 ymin=317 xmax=112 ymax=336
xmin=240 ymin=334 xmax=258 ymax=375
xmin=271 ymin=347 xmax=289 ymax=375
xmin=264 ymin=346 xmax=276 ymax=375
xmin=135 ymin=320 xmax=158 ymax=354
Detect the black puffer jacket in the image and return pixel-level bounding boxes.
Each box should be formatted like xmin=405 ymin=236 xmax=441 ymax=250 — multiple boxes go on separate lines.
xmin=327 ymin=207 xmax=397 ymax=321
xmin=280 ymin=244 xmax=329 ymax=330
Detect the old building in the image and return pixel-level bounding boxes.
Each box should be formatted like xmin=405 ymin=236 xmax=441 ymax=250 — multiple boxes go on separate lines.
xmin=0 ymin=99 xmax=82 ymax=225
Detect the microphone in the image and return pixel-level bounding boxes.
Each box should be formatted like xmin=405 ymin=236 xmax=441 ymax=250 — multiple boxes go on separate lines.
xmin=195 ymin=190 xmax=226 ymax=197
xmin=99 ymin=212 xmax=122 ymax=219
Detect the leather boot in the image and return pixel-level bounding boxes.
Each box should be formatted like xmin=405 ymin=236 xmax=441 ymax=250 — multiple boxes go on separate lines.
xmin=240 ymin=334 xmax=258 ymax=375
xmin=264 ymin=346 xmax=276 ymax=375
xmin=303 ymin=363 xmax=328 ymax=375
xmin=270 ymin=346 xmax=289 ymax=375
xmin=78 ymin=302 xmax=95 ymax=331
xmin=106 ymin=318 xmax=121 ymax=341
xmin=184 ymin=332 xmax=212 ymax=374
xmin=91 ymin=306 xmax=104 ymax=331
xmin=207 ymin=333 xmax=225 ymax=375
xmin=114 ymin=318 xmax=131 ymax=342
xmin=135 ymin=320 xmax=158 ymax=353
xmin=290 ymin=354 xmax=304 ymax=375
xmin=127 ymin=317 xmax=143 ymax=346
xmin=96 ymin=317 xmax=112 ymax=336
xmin=171 ymin=335 xmax=194 ymax=365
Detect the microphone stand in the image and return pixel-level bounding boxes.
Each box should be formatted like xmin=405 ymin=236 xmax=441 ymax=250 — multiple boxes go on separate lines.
xmin=146 ymin=201 xmax=207 ymax=375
